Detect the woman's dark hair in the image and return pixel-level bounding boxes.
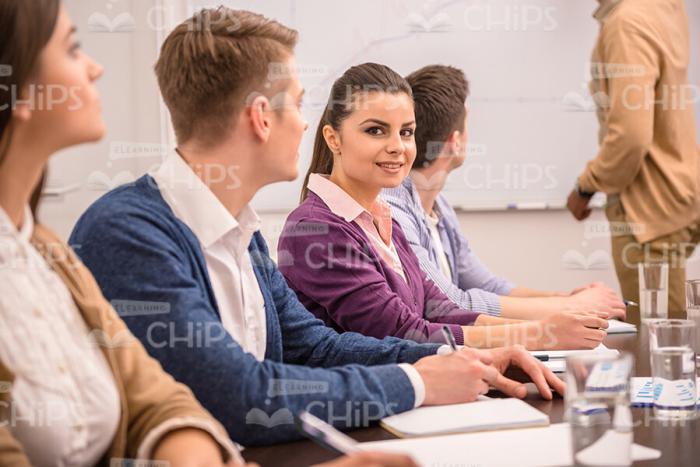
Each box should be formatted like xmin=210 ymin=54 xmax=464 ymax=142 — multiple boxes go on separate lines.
xmin=0 ymin=0 xmax=61 ymax=215
xmin=300 ymin=62 xmax=413 ymax=202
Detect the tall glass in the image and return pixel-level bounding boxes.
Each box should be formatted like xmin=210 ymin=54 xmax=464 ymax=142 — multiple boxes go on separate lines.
xmin=638 ymin=263 xmax=669 ymax=321
xmin=648 ymin=319 xmax=697 ymax=420
xmin=566 ymin=353 xmax=634 ymax=466
xmin=685 ymin=279 xmax=700 ymax=369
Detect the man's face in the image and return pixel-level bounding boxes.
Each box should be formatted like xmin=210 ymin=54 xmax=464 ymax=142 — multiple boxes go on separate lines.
xmin=260 ymin=55 xmax=308 ymax=184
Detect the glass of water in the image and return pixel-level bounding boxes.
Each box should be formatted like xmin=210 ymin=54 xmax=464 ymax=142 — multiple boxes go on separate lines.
xmin=565 ymin=352 xmax=634 ymax=467
xmin=638 ymin=262 xmax=669 ymax=321
xmin=648 ymin=319 xmax=697 ymax=420
xmin=685 ymin=279 xmax=700 ymax=364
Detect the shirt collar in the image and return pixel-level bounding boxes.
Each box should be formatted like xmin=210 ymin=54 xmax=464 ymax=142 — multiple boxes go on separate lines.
xmin=151 ymin=150 xmax=260 ymax=249
xmin=0 ymin=205 xmax=33 ymax=241
xmin=307 ymin=173 xmax=394 ymax=243
xmin=593 ymin=0 xmax=622 ymax=22
xmin=307 ymin=173 xmax=378 ymax=222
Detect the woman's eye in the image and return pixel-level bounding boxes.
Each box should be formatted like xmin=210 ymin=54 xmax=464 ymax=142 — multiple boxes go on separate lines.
xmin=401 ymin=128 xmax=415 ymax=137
xmin=365 ymin=127 xmax=385 ymax=136
xmin=69 ymin=41 xmax=81 ymax=56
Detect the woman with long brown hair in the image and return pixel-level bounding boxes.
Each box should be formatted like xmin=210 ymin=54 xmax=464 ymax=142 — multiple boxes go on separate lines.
xmin=0 ymin=1 xmax=245 ymax=465
xmin=279 ymin=62 xmax=609 ymax=349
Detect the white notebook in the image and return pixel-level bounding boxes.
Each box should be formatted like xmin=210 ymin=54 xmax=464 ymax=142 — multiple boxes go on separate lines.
xmin=379 ymin=397 xmax=549 ymax=438
xmin=362 ymin=423 xmax=661 ymax=467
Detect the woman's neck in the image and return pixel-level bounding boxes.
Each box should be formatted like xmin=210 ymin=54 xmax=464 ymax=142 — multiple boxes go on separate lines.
xmin=0 ymin=139 xmax=49 ymax=230
xmin=328 ymin=169 xmax=380 ymax=212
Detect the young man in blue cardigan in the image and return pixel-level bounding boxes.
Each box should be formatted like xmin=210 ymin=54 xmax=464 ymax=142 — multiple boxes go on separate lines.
xmin=69 ymin=7 xmax=564 ymax=447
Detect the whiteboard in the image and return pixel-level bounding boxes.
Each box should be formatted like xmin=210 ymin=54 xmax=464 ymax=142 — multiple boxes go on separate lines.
xmin=177 ymin=0 xmax=700 ymax=212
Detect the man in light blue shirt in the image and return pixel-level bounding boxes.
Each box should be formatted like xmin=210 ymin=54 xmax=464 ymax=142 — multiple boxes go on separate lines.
xmin=383 ymin=65 xmax=626 ymax=321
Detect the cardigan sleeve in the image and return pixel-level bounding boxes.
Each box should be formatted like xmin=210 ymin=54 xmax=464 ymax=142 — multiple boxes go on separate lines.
xmin=391 ymin=224 xmax=481 ymax=327
xmin=249 ymin=233 xmax=441 ymax=368
xmin=278 ymin=218 xmax=468 ymax=345
xmin=69 ymin=206 xmax=419 ymax=446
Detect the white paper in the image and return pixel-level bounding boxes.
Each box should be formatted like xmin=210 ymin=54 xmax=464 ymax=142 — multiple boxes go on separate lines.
xmin=631 ymin=377 xmax=700 ymax=407
xmin=360 ymin=423 xmax=661 ymax=467
xmin=532 ymin=344 xmax=620 ymax=373
xmin=530 ymin=343 xmax=619 ymax=360
xmin=606 ymin=319 xmax=638 ymax=334
xmin=380 ymin=397 xmax=548 ymax=437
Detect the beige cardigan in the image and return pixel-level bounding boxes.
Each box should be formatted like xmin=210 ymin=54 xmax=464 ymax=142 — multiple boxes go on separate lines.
xmin=0 ymin=224 xmax=239 ymax=465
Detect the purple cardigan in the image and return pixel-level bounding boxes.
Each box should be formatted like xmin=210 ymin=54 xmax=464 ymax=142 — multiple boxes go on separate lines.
xmin=278 ymin=192 xmax=479 ymax=345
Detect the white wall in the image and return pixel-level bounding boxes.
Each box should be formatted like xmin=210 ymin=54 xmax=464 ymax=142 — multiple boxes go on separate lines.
xmin=39 ymin=0 xmax=165 ymax=236
xmin=44 ymin=0 xmax=700 ymax=296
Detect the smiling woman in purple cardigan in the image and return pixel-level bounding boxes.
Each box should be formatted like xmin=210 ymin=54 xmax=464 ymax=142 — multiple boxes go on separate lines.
xmin=278 ymin=63 xmax=609 ymax=349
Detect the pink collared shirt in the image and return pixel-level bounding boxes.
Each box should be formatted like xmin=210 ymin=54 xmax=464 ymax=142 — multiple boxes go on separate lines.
xmin=307 ymin=174 xmax=406 ymax=281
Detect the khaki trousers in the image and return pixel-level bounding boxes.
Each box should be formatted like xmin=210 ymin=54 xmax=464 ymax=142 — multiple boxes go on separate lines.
xmin=605 ymin=198 xmax=700 ymax=325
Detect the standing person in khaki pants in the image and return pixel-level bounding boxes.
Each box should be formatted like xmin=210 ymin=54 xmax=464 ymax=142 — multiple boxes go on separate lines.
xmin=567 ymin=0 xmax=700 ymax=323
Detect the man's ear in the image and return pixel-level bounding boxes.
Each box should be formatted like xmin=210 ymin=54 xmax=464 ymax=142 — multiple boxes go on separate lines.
xmin=322 ymin=124 xmax=341 ymax=155
xmin=445 ymin=130 xmax=461 ymax=155
xmin=248 ymin=94 xmax=272 ymax=143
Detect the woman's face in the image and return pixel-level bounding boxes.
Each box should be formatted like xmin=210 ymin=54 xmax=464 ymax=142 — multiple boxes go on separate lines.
xmin=19 ymin=3 xmax=104 ymax=150
xmin=327 ymin=91 xmax=416 ymax=193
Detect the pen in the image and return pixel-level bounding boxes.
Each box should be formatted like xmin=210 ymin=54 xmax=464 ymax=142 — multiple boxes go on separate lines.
xmin=624 ymin=300 xmax=638 ymax=307
xmin=442 ymin=325 xmax=458 ymax=352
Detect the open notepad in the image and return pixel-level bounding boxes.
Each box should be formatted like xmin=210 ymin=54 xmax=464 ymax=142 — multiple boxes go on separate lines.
xmin=530 ymin=343 xmax=620 ymax=373
xmin=379 ymin=397 xmax=549 ymax=438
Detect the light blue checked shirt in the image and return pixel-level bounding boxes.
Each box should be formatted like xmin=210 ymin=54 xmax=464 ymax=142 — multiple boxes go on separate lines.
xmin=382 ymin=176 xmax=514 ymax=316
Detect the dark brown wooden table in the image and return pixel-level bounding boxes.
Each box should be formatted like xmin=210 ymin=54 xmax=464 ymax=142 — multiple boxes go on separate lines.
xmin=242 ymin=332 xmax=699 ymax=466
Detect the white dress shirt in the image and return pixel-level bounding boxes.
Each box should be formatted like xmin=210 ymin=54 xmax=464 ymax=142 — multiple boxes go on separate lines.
xmin=152 ymin=151 xmax=267 ymax=360
xmin=0 ymin=206 xmax=121 ymax=467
